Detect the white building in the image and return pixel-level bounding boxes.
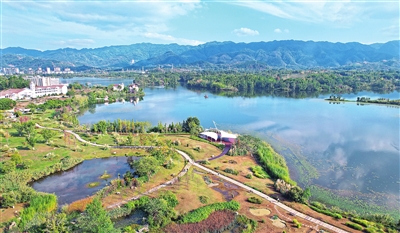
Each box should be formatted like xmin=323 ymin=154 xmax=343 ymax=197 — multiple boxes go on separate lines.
xmin=112 ymin=83 xmax=124 ymax=91
xmin=0 ymin=82 xmax=68 ymax=100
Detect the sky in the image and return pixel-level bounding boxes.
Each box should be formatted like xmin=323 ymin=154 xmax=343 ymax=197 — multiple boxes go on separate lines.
xmin=1 ymin=0 xmax=399 ymax=50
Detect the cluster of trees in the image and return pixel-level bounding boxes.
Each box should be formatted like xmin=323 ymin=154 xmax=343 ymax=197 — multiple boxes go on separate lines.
xmin=91 ymin=119 xmax=151 ymax=134
xmin=130 ymin=147 xmax=179 ymax=180
xmin=181 ymin=70 xmax=399 ymax=93
xmin=0 ymin=98 xmax=16 ymax=110
xmin=13 ymin=120 xmax=39 ymax=149
xmin=90 ymin=116 xmax=203 ymax=135
xmin=149 ymin=117 xmax=203 ymax=135
xmin=357 ymin=97 xmax=400 ymax=106
xmin=0 ymin=75 xmax=30 ymax=90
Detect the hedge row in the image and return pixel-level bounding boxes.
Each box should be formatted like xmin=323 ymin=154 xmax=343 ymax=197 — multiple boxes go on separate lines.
xmin=345 ymin=222 xmax=363 ymax=230
xmin=250 ymin=166 xmax=269 ymax=179
xmin=309 ymin=205 xmax=342 ymax=219
xmin=179 ymin=201 xmax=240 ymax=224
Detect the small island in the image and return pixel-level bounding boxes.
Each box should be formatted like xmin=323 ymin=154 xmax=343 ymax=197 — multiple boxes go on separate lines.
xmin=325 ymin=95 xmax=400 ymax=106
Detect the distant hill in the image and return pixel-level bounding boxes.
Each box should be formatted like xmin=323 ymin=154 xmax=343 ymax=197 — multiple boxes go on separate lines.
xmin=1 ymin=40 xmax=399 ymax=70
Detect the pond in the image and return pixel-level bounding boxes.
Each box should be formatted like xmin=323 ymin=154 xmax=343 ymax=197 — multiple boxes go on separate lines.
xmin=32 ymin=156 xmax=139 ymax=206
xmin=71 ymin=77 xmax=399 ymax=209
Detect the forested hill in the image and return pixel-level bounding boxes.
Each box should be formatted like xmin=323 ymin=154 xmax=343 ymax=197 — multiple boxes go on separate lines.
xmin=1 ymin=40 xmax=399 ymax=70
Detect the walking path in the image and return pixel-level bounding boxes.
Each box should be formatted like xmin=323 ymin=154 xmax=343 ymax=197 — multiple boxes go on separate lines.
xmin=177 ymin=150 xmax=349 ymax=233
xmin=208 ymin=144 xmax=231 ymax=161
xmin=36 ymin=124 xmax=348 ymax=233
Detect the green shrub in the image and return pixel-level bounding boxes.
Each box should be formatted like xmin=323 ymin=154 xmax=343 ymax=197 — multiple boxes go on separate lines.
xmin=199 ymin=196 xmax=209 ymax=204
xmin=159 ymin=191 xmax=178 ymax=208
xmin=223 ymin=168 xmax=239 ymax=175
xmin=293 ymin=219 xmax=302 ymax=228
xmin=179 ymin=201 xmax=240 ymax=224
xmin=345 ymin=222 xmax=363 ymax=230
xmin=250 ymin=166 xmax=269 ymax=179
xmin=247 ymin=197 xmax=262 ymax=204
xmin=351 ymin=218 xmax=371 ymax=227
xmin=245 ymin=173 xmax=252 ymax=179
xmin=309 ymin=205 xmax=342 ymax=219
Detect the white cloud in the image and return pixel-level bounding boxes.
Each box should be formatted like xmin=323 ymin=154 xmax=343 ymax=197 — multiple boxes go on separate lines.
xmin=274 ymin=28 xmax=289 ymax=33
xmin=54 ymin=39 xmax=96 ymax=48
xmin=143 ymin=32 xmax=204 ymax=46
xmin=3 ymin=1 xmax=203 ymax=49
xmin=381 ymin=24 xmax=399 ymax=38
xmin=233 ymin=1 xmax=397 ymax=27
xmin=233 ymin=27 xmax=259 ymax=36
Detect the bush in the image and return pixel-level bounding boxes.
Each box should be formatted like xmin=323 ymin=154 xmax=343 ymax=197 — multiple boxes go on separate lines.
xmin=245 ymin=173 xmax=252 ymax=179
xmin=179 ymin=201 xmax=240 ymax=224
xmin=247 ymin=197 xmax=262 ymax=204
xmin=350 ymin=218 xmax=371 ymax=228
xmin=309 ymin=205 xmax=342 ymax=219
xmin=345 ymin=222 xmax=363 ymax=230
xmin=223 ymin=168 xmax=239 ymax=175
xmin=159 ymin=191 xmax=179 ymax=208
xmin=293 ymin=219 xmax=302 ymax=228
xmin=199 ymin=196 xmax=209 ymax=204
xmin=250 ymin=166 xmax=269 ymax=179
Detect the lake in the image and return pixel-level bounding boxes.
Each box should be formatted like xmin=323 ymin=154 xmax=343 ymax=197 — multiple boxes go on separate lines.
xmin=32 ymin=156 xmax=138 ymax=206
xmin=67 ymin=77 xmax=399 ymax=208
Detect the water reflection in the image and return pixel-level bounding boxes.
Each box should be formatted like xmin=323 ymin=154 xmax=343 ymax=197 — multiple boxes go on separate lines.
xmin=32 ymin=156 xmax=138 ymax=206
xmin=72 ymin=78 xmax=399 ymax=207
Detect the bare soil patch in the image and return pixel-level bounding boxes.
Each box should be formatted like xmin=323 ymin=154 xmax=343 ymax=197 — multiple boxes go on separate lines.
xmin=249 ymin=208 xmax=271 ymax=216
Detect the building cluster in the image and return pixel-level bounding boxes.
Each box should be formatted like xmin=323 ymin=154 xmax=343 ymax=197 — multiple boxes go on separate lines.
xmin=0 ymin=67 xmax=73 ymax=75
xmin=0 ymin=76 xmax=68 ymax=100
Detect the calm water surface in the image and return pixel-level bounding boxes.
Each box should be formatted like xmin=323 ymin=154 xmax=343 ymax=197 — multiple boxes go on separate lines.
xmin=72 ymin=78 xmax=399 ymax=200
xmin=32 ymin=156 xmax=137 ymax=205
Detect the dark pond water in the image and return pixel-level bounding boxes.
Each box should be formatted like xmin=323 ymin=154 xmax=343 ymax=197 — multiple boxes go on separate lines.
xmin=112 ymin=210 xmax=146 ymax=229
xmin=32 ymin=156 xmax=138 ymax=206
xmin=72 ymin=78 xmax=399 ymax=203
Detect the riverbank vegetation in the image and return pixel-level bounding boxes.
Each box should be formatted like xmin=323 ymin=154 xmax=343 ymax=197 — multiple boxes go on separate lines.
xmin=60 ymin=69 xmax=400 ymax=94
xmin=1 ymin=92 xmax=399 ymax=232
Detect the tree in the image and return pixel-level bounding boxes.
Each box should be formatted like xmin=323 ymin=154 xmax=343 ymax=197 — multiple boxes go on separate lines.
xmin=0 ymin=191 xmax=17 ymax=207
xmin=143 ymin=198 xmax=175 ymax=228
xmin=159 ymin=191 xmax=179 ymax=208
xmin=127 ymin=133 xmax=133 ymax=145
xmin=97 ymin=120 xmax=107 ymax=134
xmin=13 ymin=122 xmax=25 ymax=136
xmin=0 ymin=98 xmax=16 ymax=110
xmin=0 ymin=160 xmax=16 ymax=174
xmin=11 ymin=153 xmax=22 ymax=165
xmin=25 ymin=131 xmax=39 ymax=150
xmin=42 ymin=129 xmax=57 ymax=144
xmin=42 ymin=212 xmax=70 ymax=233
xmin=131 ymin=156 xmax=159 ymax=178
xmin=77 ymin=197 xmax=114 ymax=233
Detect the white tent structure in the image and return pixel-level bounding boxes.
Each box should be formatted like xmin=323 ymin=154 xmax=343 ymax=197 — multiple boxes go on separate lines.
xmin=199 ymin=131 xmax=219 ymax=141
xmin=219 ymin=130 xmax=237 ymax=139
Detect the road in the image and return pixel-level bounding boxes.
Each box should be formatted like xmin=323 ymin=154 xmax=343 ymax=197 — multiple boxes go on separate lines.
xmin=36 ymin=124 xmax=349 ymax=233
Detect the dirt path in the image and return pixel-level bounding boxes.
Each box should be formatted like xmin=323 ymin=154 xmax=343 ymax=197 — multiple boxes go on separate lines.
xmin=36 ymin=124 xmax=348 ymax=233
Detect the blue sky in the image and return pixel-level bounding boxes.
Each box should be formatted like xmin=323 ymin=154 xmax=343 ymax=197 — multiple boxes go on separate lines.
xmin=1 ymin=0 xmax=399 ymax=50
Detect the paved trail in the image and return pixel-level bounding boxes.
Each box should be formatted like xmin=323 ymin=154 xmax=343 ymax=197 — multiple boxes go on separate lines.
xmin=36 ymin=124 xmax=349 ymax=233
xmin=176 ymin=150 xmax=349 ymax=233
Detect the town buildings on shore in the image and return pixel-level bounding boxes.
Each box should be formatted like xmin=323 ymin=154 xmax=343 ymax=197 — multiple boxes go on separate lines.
xmin=0 ymin=76 xmax=68 ymax=100
xmin=1 ymin=67 xmax=73 ymax=75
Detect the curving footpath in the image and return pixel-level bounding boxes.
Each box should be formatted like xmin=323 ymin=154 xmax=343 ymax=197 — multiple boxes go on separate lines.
xmin=176 ymin=150 xmax=349 ymax=233
xmin=36 ymin=124 xmax=348 ymax=233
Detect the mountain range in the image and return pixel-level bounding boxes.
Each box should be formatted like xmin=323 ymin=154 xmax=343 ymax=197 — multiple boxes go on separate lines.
xmin=1 ymin=40 xmax=399 ymax=70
